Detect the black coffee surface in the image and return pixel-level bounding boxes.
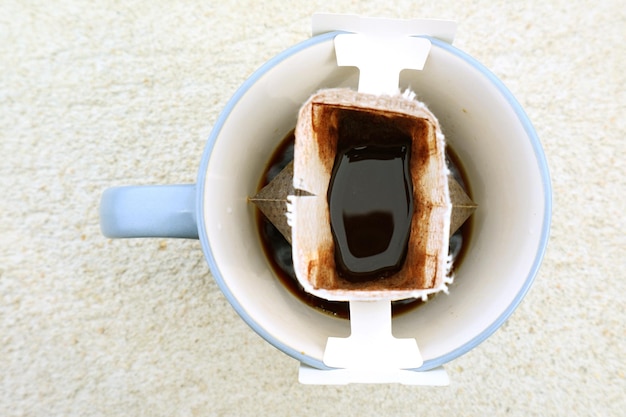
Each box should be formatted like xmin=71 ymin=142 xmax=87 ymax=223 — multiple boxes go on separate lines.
xmin=328 ymin=143 xmax=413 ymax=281
xmin=255 ymin=130 xmax=472 ymax=319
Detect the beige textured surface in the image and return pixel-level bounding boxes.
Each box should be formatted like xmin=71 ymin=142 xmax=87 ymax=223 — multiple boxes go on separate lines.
xmin=1 ymin=1 xmax=624 ymax=416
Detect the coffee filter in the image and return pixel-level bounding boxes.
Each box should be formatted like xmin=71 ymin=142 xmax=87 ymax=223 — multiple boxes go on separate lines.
xmin=288 ymin=88 xmax=453 ymax=302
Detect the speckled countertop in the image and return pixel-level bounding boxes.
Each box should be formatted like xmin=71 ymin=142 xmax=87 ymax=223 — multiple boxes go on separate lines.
xmin=1 ymin=1 xmax=624 ymax=416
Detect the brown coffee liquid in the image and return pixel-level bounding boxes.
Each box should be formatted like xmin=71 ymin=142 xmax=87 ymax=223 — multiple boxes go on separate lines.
xmin=255 ymin=130 xmax=473 ymax=319
xmin=328 ymin=111 xmax=414 ymax=282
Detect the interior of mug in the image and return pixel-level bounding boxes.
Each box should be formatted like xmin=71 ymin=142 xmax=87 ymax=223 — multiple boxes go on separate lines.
xmin=198 ymin=33 xmax=550 ymax=370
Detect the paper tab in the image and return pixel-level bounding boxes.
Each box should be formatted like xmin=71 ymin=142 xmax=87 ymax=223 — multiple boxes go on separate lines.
xmin=334 ymin=34 xmax=431 ymax=95
xmin=323 ymin=300 xmax=423 ymax=370
xmin=311 ymin=13 xmax=457 ymax=95
xmin=312 ymin=13 xmax=457 ymax=44
xmin=298 ymin=363 xmax=450 ymax=386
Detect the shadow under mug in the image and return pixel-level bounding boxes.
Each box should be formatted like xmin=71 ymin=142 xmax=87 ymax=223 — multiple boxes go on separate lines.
xmin=100 ymin=31 xmax=551 ymax=372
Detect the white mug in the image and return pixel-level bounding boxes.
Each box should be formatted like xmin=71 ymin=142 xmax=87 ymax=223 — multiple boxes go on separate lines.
xmin=100 ymin=29 xmax=551 ymax=374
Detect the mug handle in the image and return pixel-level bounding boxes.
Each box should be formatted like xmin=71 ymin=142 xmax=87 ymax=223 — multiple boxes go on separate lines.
xmin=100 ymin=184 xmax=198 ymax=239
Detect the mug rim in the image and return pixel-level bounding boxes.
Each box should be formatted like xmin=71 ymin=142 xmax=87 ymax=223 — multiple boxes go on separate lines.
xmin=196 ymin=31 xmax=552 ymax=371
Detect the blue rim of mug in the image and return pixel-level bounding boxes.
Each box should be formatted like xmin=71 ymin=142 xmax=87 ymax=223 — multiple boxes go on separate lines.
xmin=197 ymin=31 xmax=552 ymax=371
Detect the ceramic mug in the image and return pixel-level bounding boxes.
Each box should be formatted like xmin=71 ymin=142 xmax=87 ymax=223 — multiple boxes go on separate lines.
xmin=100 ymin=31 xmax=551 ymax=372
